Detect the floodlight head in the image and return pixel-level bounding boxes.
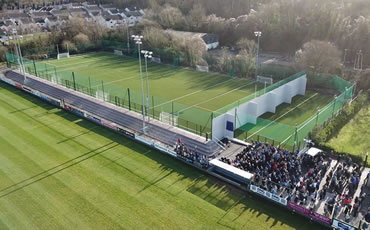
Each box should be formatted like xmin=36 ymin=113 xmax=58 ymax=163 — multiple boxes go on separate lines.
xmin=149 ymin=51 xmax=153 ymax=55
xmin=254 ymin=31 xmax=262 ymax=37
xmin=141 ymin=50 xmax=146 ymax=54
xmin=131 ymin=35 xmax=136 ymax=38
xmin=139 ymin=35 xmax=143 ymax=39
xmin=148 ymin=55 xmax=152 ymax=59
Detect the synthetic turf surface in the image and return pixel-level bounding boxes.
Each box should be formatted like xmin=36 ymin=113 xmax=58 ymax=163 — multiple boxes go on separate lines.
xmin=44 ymin=53 xmax=264 ymax=112
xmin=235 ymin=91 xmax=333 ymax=146
xmin=0 ymin=82 xmax=325 ymax=229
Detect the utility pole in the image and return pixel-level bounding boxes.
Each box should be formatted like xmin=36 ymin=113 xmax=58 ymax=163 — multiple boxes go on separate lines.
xmin=354 ymin=50 xmax=363 ymax=71
xmin=254 ymin=31 xmax=262 ymax=78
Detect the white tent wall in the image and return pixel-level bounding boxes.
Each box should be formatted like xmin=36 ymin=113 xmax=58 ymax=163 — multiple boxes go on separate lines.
xmin=211 ymin=74 xmax=307 ymax=141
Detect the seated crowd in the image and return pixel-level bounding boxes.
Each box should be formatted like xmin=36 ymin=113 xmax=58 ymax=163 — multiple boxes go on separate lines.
xmin=220 ymin=141 xmax=329 ymax=208
xmin=174 ymin=138 xmax=209 ymax=167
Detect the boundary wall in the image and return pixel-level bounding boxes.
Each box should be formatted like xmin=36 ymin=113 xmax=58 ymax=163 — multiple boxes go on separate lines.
xmin=212 ymin=73 xmax=307 ymax=141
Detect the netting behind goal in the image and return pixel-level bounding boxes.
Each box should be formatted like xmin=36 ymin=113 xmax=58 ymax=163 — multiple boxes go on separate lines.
xmin=57 ymin=53 xmax=70 ymax=59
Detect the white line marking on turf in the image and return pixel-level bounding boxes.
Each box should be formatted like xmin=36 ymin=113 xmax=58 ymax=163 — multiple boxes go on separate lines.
xmin=280 ymin=96 xmax=335 ymax=145
xmin=176 ymin=81 xmax=257 ymax=113
xmin=246 ymin=93 xmax=318 ymax=140
xmin=152 ymin=78 xmax=241 ymax=108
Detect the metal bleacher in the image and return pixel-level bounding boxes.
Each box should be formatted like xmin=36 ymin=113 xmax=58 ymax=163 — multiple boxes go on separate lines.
xmin=4 ymin=70 xmax=223 ymax=156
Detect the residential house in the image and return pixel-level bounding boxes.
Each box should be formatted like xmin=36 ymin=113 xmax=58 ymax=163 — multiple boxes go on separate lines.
xmin=69 ymin=8 xmax=88 ymax=18
xmin=166 ymin=30 xmax=219 ymax=51
xmin=122 ymin=11 xmax=143 ymax=25
xmin=0 ymin=29 xmax=9 ymax=44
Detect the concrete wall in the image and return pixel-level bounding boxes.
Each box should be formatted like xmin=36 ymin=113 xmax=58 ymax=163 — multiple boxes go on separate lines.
xmin=212 ymin=74 xmax=307 ymax=141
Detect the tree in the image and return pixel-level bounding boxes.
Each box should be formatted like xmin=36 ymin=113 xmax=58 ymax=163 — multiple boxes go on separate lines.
xmin=158 ymin=5 xmax=186 ymax=30
xmin=294 ymin=40 xmax=342 ymax=74
xmin=142 ymin=27 xmax=170 ymax=49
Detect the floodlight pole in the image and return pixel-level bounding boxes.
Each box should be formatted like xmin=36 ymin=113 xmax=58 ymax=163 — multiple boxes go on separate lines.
xmin=126 ymin=21 xmax=130 ymax=53
xmin=254 ymin=31 xmax=262 ymax=78
xmin=13 ymin=29 xmax=26 ymax=79
xmin=142 ymin=50 xmax=152 ymax=122
xmin=132 ymin=35 xmax=146 ymax=133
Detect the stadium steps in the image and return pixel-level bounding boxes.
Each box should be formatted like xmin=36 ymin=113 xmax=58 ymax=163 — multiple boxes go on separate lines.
xmin=3 ymin=70 xmax=222 ymax=156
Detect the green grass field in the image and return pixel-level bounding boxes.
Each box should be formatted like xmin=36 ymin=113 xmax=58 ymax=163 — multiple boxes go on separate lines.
xmin=235 ymin=91 xmax=333 ymax=146
xmin=44 ymin=53 xmax=264 ymax=112
xmin=0 ymin=82 xmax=326 ymax=229
xmin=327 ymin=103 xmax=370 ymax=162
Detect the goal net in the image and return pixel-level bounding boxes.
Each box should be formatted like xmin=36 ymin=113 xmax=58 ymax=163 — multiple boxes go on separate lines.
xmin=160 ymin=112 xmax=178 ymax=126
xmin=256 ymin=75 xmax=273 ymax=85
xmin=95 ymin=90 xmax=109 ymax=101
xmin=196 ymin=65 xmax=209 ymax=72
xmin=152 ymin=57 xmax=161 ymax=63
xmin=114 ymin=50 xmax=123 ymax=56
xmin=57 ymin=52 xmax=70 ymax=60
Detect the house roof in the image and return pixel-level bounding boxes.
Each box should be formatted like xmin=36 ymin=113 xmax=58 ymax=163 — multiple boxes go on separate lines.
xmin=86 ymin=5 xmax=101 ymax=12
xmin=69 ymin=8 xmax=86 ymax=13
xmin=31 ymin=11 xmax=51 ymax=18
xmin=104 ymin=14 xmax=122 ymax=21
xmin=101 ymin=4 xmax=115 ymax=9
xmin=124 ymin=11 xmax=142 ymax=17
xmin=46 ymin=16 xmax=58 ymax=22
xmin=166 ymin=30 xmax=219 ymax=45
xmin=8 ymin=13 xmax=29 ymax=19
xmin=0 ymin=30 xmax=7 ymax=36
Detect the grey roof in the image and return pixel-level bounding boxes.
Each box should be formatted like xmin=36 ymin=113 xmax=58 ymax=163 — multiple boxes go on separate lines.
xmin=124 ymin=11 xmax=142 ymax=17
xmin=86 ymin=5 xmax=101 ymax=12
xmin=31 ymin=11 xmax=51 ymax=18
xmin=104 ymin=14 xmax=123 ymax=21
xmin=0 ymin=30 xmax=6 ymax=36
xmin=8 ymin=13 xmax=29 ymax=19
xmin=69 ymin=8 xmax=86 ymax=13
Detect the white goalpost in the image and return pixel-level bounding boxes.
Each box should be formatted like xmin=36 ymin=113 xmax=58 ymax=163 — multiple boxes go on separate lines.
xmin=256 ymin=75 xmax=273 ymax=85
xmin=114 ymin=50 xmax=123 ymax=56
xmin=57 ymin=44 xmax=70 ymax=59
xmin=57 ymin=53 xmax=70 ymax=59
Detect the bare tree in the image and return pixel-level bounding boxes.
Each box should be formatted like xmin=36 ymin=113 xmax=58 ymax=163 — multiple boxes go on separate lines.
xmin=294 ymin=40 xmax=342 ymax=74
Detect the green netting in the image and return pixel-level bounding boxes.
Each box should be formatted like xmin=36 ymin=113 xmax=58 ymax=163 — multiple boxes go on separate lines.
xmin=214 ymin=71 xmax=306 ymax=116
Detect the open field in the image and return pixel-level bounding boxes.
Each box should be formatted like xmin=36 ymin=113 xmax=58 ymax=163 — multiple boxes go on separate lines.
xmin=327 ymin=103 xmax=370 ymax=162
xmin=43 ymin=52 xmax=264 ymax=112
xmin=235 ymin=91 xmax=333 ymax=146
xmin=0 ymin=81 xmax=326 ymax=230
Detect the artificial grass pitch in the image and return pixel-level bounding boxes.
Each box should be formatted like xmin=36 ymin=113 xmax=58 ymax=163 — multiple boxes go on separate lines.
xmin=0 ymin=82 xmax=325 ymax=229
xmin=44 ymin=52 xmax=264 ymax=111
xmin=235 ymin=91 xmax=333 ymax=145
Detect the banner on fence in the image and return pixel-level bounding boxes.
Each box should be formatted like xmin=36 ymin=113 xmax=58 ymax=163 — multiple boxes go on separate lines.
xmin=0 ymin=76 xmax=16 ymax=86
xmin=287 ymin=201 xmax=332 ymax=225
xmin=86 ymin=114 xmax=102 ymax=124
xmin=15 ymin=83 xmax=23 ymax=89
xmin=250 ymin=184 xmax=287 ymax=206
xmin=71 ymin=107 xmax=85 ymax=117
xmin=135 ymin=135 xmax=154 ymax=146
xmin=153 ymin=143 xmax=177 ymax=157
xmin=332 ymin=219 xmax=356 ymax=230
xmin=102 ymin=120 xmax=117 ymax=130
xmin=117 ymin=127 xmax=135 ymax=138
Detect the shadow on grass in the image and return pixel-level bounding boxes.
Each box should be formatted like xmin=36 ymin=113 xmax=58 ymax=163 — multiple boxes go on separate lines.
xmin=0 ymin=81 xmax=325 ymax=230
